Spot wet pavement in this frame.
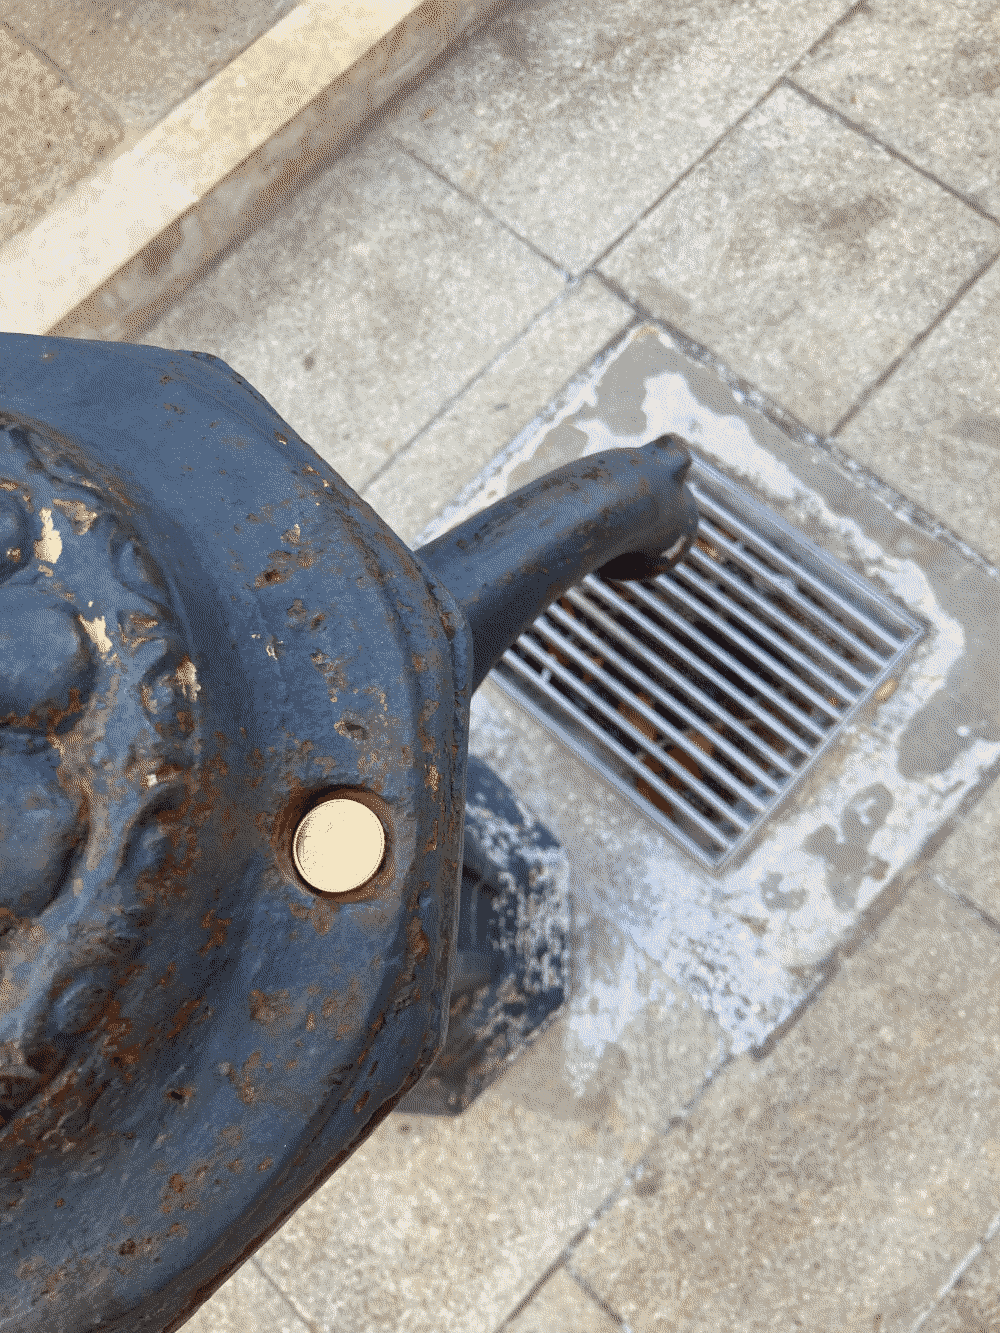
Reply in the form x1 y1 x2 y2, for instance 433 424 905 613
10 0 1000 1328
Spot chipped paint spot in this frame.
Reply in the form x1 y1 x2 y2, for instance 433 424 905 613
34 508 62 564
248 990 292 1026
176 657 200 702
197 909 231 956
79 614 113 656
310 650 347 704
51 498 99 535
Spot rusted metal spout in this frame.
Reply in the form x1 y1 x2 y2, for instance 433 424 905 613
415 434 699 693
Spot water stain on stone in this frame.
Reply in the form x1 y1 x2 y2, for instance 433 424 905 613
954 413 1000 448
506 329 674 493
586 324 673 438
802 783 894 912
634 1163 664 1196
819 191 893 249
898 595 1000 780
946 31 1000 99
760 872 807 914
634 277 693 326
507 420 590 493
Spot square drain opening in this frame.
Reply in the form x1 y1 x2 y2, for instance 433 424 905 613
492 454 924 869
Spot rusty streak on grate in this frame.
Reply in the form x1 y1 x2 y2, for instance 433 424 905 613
491 455 924 868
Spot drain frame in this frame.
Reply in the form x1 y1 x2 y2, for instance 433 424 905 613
455 317 1000 1055
490 453 926 872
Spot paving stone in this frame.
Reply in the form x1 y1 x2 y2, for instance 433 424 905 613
918 1233 1000 1332
793 0 1000 218
4 0 300 132
387 0 849 274
361 274 633 546
836 253 1000 567
503 1267 621 1333
180 1258 311 1333
570 877 1000 1332
251 915 721 1333
931 771 1000 926
0 23 120 249
599 81 1000 437
138 130 564 495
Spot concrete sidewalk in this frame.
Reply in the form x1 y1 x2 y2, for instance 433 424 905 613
0 0 509 340
8 1 1000 1329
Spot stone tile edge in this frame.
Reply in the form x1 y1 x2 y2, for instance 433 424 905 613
0 0 510 341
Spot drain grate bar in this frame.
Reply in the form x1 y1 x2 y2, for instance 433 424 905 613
516 630 759 827
682 543 875 691
560 583 798 778
599 576 829 743
692 490 908 656
538 611 770 811
492 454 924 868
502 643 748 851
688 516 888 674
577 575 818 760
654 565 849 720
545 597 784 793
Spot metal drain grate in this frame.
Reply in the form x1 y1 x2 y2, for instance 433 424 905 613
491 455 924 868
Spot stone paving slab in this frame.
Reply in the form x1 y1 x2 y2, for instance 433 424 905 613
5 0 301 133
569 877 1000 1332
792 0 1000 218
361 273 634 545
919 1223 1000 1332
387 0 851 275
931 762 1000 927
180 1258 311 1333
0 22 121 249
0 0 511 341
598 81 1000 437
503 1267 621 1333
836 252 1000 568
139 128 564 493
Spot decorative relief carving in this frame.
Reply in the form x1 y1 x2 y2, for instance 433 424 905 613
0 418 201 1126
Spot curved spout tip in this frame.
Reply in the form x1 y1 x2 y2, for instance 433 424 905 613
415 433 700 694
